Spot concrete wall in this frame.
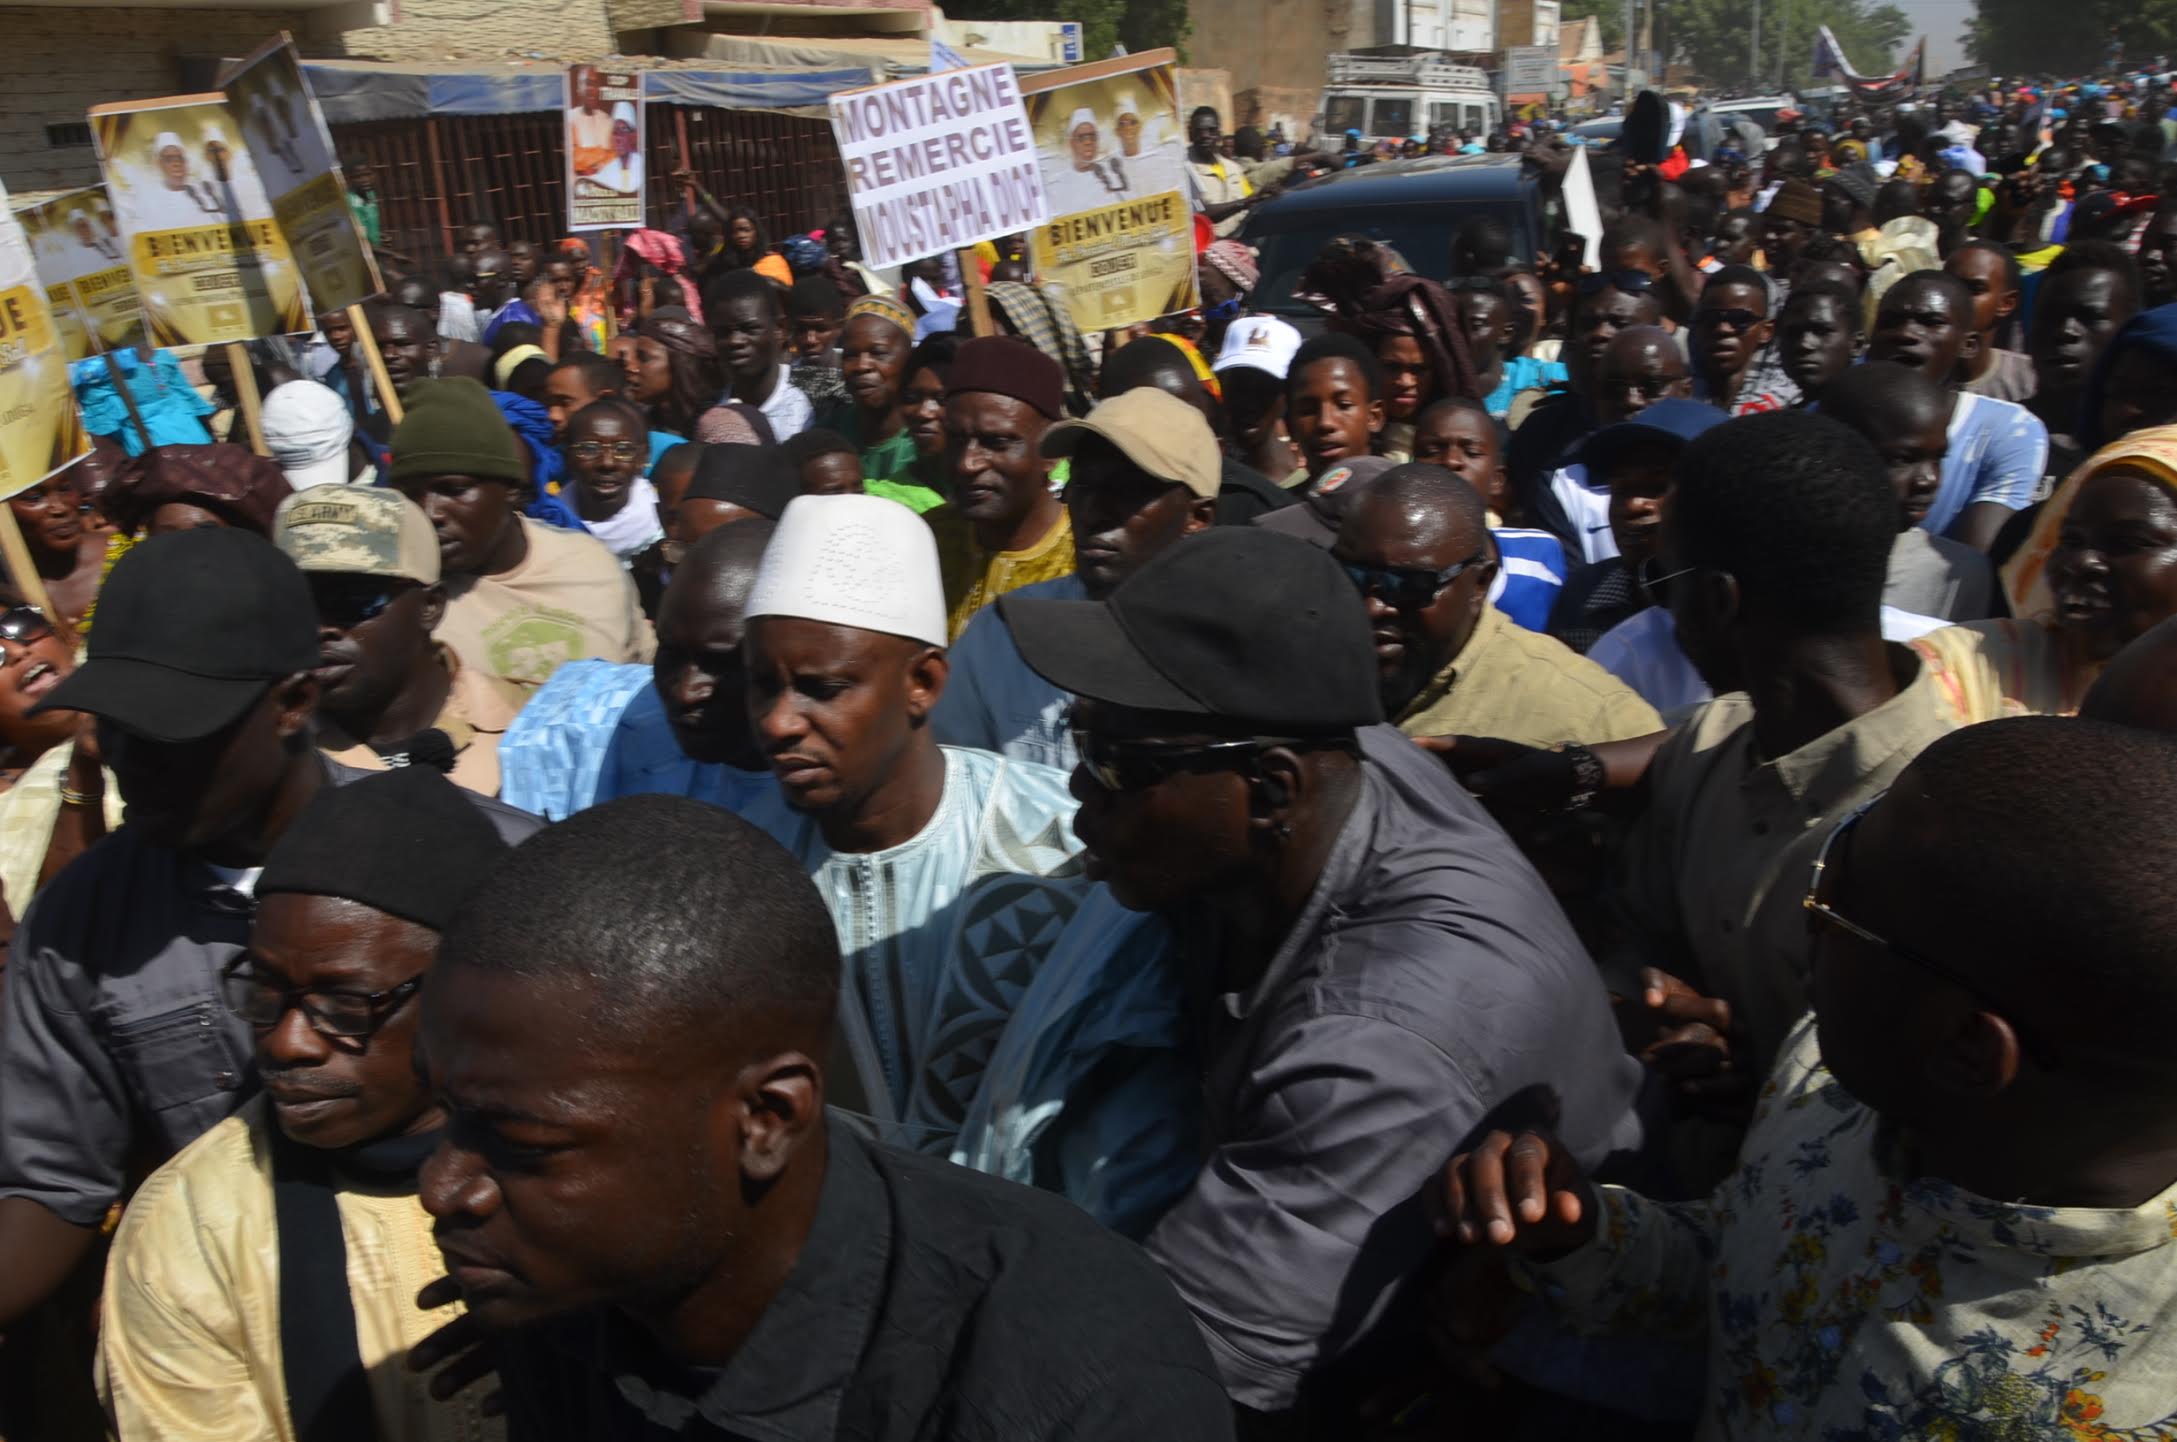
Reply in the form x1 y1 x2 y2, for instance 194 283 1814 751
1185 0 1357 129
0 5 311 191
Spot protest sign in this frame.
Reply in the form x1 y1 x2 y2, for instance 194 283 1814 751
566 64 646 232
1023 53 1196 331
90 94 309 345
224 36 381 313
0 180 91 498
15 186 142 360
829 63 1048 269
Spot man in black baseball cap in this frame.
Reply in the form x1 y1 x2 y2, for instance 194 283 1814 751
998 530 1644 1423
0 528 536 1354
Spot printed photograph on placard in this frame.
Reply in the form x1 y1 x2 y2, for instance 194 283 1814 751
90 95 310 346
1025 62 1186 218
16 185 144 359
566 65 645 232
224 36 381 312
0 180 91 497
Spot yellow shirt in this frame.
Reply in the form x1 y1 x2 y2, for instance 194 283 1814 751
0 746 122 923
98 1099 500 1442
437 518 654 721
1910 616 2095 724
928 505 1077 642
1394 605 1663 748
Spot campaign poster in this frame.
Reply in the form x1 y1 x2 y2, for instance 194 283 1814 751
0 180 91 498
15 186 143 360
224 36 381 312
828 63 1049 269
89 94 310 346
566 64 645 232
1023 55 1197 331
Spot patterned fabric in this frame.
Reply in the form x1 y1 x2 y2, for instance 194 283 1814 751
928 505 1077 641
737 747 1087 1156
984 282 1096 403
1910 617 2096 724
1531 1018 2177 1442
1549 558 1646 656
0 747 122 924
788 357 850 410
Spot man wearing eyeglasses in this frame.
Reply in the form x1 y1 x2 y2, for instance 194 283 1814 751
0 529 536 1365
1439 716 2177 1440
97 765 520 1441
1331 463 1660 750
275 484 509 797
1688 264 1798 415
999 527 1646 1423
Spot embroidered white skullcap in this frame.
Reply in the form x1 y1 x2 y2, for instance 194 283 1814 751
746 494 947 649
153 131 185 154
612 101 638 126
1069 108 1097 135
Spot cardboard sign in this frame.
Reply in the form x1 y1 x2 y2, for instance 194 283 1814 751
1022 53 1196 330
223 36 382 313
0 180 91 497
566 65 645 232
829 63 1048 269
90 93 310 345
14 186 143 360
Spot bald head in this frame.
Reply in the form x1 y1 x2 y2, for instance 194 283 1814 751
661 519 775 630
1355 461 1489 553
1595 325 1691 424
1819 361 1950 439
2083 615 2177 733
655 519 775 770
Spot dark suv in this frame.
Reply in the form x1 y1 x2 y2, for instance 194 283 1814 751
1240 154 1545 325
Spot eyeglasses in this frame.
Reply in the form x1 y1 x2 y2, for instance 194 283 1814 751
1802 795 2052 1065
1341 554 1487 610
1635 555 1699 605
222 956 424 1040
1577 269 1661 297
0 604 54 651
1696 307 1764 331
308 576 412 631
570 440 645 462
1072 728 1350 792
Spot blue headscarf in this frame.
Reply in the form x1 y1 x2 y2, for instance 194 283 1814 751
2078 303 2177 453
489 390 587 533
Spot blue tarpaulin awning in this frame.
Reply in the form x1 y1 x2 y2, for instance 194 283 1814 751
302 62 871 125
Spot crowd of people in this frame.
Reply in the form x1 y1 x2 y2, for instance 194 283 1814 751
6 66 2177 1442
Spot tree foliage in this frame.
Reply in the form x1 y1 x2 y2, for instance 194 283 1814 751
1561 0 1628 56
942 0 1192 64
1669 0 1911 90
1965 0 2172 74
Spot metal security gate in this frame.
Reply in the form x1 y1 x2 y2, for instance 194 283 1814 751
332 106 848 267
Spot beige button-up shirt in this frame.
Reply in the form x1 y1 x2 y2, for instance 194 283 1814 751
1394 604 1665 749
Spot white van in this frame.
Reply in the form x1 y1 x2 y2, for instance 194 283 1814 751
1322 52 1500 141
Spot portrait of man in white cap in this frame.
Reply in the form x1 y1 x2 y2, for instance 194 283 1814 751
135 128 225 230
730 492 1168 1175
197 121 275 218
595 100 644 195
65 207 121 267
1047 105 1127 214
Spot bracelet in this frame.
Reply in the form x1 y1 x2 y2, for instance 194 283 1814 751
58 785 101 808
1555 743 1605 813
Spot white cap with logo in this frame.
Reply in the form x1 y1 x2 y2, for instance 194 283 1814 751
1213 316 1304 380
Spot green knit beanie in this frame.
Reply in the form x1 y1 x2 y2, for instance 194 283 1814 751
388 378 528 485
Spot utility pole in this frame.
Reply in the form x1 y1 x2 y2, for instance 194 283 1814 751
1750 0 1761 89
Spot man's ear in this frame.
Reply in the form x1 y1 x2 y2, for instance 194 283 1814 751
904 646 950 722
1923 1009 2022 1099
272 671 319 739
419 584 447 633
1183 494 1218 535
734 1050 823 1185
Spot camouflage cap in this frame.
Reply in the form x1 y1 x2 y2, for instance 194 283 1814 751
273 484 441 585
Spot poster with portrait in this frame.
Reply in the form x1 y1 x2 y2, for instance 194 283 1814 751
566 65 645 232
0 179 91 498
1023 53 1196 331
223 35 381 313
89 93 310 346
15 185 144 360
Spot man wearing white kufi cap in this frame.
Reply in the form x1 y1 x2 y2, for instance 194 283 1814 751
733 494 1183 1221
138 128 224 230
599 99 644 194
1048 105 1124 213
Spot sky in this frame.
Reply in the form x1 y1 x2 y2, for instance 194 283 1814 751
1890 0 1975 75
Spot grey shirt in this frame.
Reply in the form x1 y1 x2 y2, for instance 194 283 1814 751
1887 527 1996 622
1143 724 1646 1411
0 760 537 1226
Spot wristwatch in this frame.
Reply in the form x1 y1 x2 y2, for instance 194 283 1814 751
1555 743 1605 812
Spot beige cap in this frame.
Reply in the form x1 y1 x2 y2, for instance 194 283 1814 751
1041 388 1221 499
274 485 441 585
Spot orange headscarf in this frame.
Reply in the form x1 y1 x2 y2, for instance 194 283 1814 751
2002 425 2177 620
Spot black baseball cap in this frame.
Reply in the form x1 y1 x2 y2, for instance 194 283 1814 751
1000 528 1383 731
33 527 321 742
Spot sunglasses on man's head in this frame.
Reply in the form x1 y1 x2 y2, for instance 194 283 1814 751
0 604 53 649
1341 555 1485 611
307 575 413 631
1577 269 1661 297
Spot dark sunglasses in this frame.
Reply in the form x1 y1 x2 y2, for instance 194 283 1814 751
1635 555 1699 606
1577 269 1661 297
1803 795 2054 1067
222 956 424 1041
308 576 414 630
1342 555 1486 610
1697 307 1764 332
0 604 54 649
1073 730 1345 793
